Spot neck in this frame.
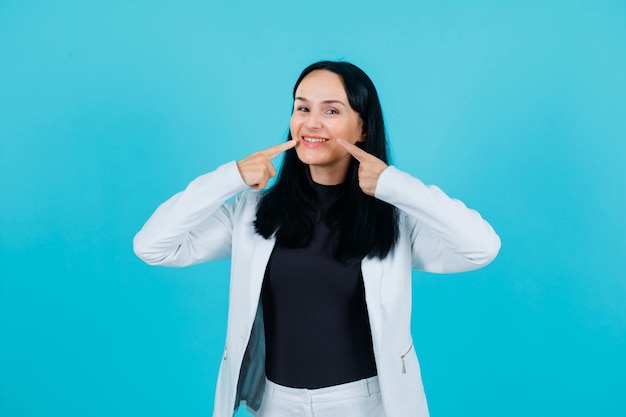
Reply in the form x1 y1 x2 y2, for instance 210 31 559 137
308 164 349 185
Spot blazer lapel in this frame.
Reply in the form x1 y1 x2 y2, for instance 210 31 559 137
248 235 276 315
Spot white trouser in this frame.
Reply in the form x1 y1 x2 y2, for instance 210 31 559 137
254 376 387 417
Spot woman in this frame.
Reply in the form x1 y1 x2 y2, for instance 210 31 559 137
134 61 500 417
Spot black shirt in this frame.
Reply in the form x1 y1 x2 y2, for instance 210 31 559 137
261 182 377 389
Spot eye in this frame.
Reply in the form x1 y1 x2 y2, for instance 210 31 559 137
325 108 338 115
296 106 309 112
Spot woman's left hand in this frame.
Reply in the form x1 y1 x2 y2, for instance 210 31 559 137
337 138 388 196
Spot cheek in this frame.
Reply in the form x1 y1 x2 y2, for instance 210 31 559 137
339 118 363 142
294 145 314 164
289 118 301 137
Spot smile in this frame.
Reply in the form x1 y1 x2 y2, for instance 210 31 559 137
303 136 329 143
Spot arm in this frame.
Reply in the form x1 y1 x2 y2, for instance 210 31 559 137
375 166 501 273
133 140 296 267
133 161 249 267
337 138 500 273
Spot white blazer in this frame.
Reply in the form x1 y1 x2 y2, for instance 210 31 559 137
133 161 501 417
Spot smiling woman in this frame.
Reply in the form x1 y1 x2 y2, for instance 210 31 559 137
133 60 501 417
290 70 365 184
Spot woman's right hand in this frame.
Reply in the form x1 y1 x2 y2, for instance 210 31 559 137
236 139 297 189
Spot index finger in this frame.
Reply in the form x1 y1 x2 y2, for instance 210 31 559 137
337 138 369 162
261 139 297 159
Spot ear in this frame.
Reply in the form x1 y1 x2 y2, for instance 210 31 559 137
357 120 366 142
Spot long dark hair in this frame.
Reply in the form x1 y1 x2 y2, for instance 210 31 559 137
254 61 399 264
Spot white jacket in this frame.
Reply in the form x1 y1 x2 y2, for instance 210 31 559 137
133 161 501 417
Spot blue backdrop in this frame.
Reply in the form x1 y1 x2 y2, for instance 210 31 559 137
1 1 624 416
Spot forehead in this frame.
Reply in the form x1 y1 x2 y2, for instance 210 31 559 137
295 70 347 100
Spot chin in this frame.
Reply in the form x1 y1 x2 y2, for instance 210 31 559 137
295 149 319 165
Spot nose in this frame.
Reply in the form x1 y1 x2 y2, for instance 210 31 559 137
304 112 322 129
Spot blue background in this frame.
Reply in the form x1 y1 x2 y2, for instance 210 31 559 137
1 1 625 416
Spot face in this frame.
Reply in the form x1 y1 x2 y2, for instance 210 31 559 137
290 70 365 185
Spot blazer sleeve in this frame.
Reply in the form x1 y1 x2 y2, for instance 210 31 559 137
374 166 501 273
133 161 250 267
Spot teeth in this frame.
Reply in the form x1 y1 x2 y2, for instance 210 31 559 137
303 137 328 143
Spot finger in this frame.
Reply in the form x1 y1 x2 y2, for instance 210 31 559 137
337 138 369 162
265 159 276 178
261 139 297 159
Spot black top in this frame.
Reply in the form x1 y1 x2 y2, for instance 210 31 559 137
261 182 377 389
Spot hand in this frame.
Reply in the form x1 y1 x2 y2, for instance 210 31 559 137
337 138 387 196
236 139 297 189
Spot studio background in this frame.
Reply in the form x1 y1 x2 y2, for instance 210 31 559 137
1 1 624 416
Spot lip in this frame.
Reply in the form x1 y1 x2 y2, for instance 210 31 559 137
301 135 329 148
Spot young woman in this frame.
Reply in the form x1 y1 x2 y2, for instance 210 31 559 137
134 61 501 417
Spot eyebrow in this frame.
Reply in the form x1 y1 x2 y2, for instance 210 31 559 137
294 97 347 107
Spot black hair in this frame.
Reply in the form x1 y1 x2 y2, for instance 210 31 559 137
254 61 399 264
